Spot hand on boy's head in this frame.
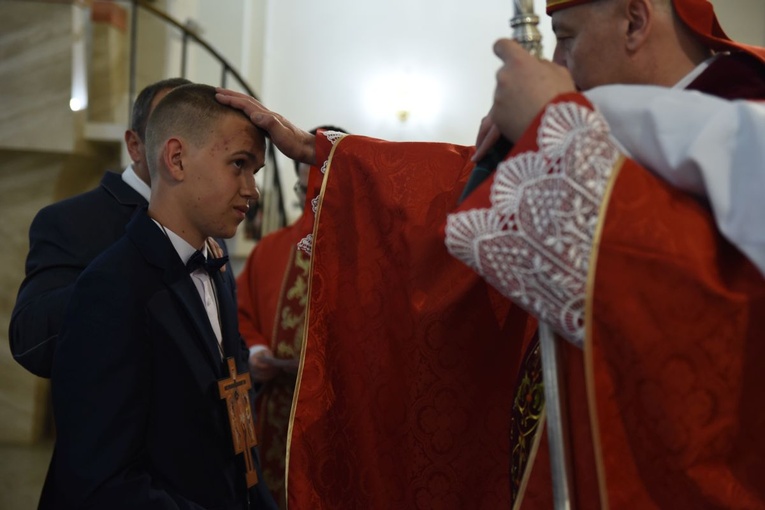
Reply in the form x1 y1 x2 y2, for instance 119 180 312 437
215 88 318 166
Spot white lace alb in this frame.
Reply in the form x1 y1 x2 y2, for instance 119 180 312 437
298 130 347 256
445 102 622 347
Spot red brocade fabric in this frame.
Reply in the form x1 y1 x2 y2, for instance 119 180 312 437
286 135 536 509
451 93 765 509
584 159 765 509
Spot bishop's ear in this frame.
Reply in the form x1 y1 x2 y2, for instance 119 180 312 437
624 0 653 51
163 138 186 181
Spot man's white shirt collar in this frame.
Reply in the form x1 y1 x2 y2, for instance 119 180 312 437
150 219 207 266
673 54 720 90
122 164 151 202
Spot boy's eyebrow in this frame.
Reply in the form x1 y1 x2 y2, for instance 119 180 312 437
231 149 266 169
230 150 258 161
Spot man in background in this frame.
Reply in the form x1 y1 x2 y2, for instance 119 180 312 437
9 78 190 377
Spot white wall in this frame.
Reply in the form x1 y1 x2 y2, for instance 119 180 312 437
258 0 554 219
176 0 762 222
261 0 553 146
164 0 253 91
711 0 765 47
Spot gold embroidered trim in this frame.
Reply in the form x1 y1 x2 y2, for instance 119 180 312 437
271 247 297 351
284 135 346 504
511 338 546 509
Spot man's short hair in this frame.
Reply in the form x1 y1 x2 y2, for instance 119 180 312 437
131 78 192 141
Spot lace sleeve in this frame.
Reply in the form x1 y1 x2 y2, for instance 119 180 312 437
446 100 622 347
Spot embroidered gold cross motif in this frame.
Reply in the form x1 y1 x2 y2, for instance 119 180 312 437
218 357 259 488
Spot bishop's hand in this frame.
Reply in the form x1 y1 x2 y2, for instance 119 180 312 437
490 39 575 143
215 88 317 166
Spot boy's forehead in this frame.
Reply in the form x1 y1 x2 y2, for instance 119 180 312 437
210 116 266 162
216 113 263 142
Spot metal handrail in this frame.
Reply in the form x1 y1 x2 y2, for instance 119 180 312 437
128 0 286 238
129 0 256 100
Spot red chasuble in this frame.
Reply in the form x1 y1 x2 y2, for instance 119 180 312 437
286 134 536 509
585 150 765 509
449 93 765 509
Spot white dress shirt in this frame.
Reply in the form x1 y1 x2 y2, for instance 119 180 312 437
151 220 224 353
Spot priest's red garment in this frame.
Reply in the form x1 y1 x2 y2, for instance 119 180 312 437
286 133 536 509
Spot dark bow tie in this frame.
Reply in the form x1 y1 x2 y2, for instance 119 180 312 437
186 250 228 274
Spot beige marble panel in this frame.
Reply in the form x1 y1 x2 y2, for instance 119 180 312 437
0 439 53 510
88 9 130 126
0 2 83 153
52 145 121 200
133 2 173 91
0 147 120 445
0 151 62 445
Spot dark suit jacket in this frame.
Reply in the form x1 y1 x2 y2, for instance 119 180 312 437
10 171 236 378
10 172 146 377
40 210 276 510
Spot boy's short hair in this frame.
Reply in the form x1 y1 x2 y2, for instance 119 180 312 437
131 78 192 140
145 84 262 178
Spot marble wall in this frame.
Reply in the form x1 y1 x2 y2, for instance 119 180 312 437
0 153 65 445
89 1 130 125
0 0 215 445
0 1 123 445
0 3 82 154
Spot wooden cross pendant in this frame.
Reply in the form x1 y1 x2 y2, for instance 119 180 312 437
218 357 259 488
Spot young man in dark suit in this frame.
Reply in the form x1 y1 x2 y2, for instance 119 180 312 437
9 78 191 377
41 84 277 509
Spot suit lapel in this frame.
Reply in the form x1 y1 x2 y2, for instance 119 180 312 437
101 172 147 207
127 212 225 376
166 276 225 376
211 270 240 361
